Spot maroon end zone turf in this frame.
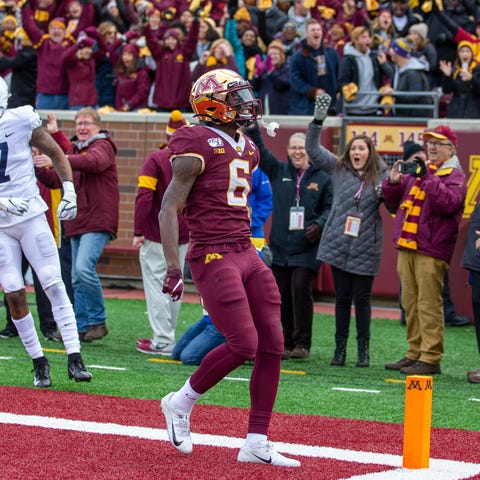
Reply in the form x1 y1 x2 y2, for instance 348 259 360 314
0 386 478 479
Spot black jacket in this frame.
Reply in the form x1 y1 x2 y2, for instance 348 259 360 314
248 124 333 272
0 46 37 108
442 65 480 118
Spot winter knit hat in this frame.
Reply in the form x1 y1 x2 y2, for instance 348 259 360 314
267 40 285 63
457 40 475 53
1 15 17 29
391 37 412 58
77 37 95 49
163 28 180 41
146 7 161 16
49 17 66 30
330 21 350 37
122 43 140 57
166 110 189 136
402 141 424 161
409 22 428 40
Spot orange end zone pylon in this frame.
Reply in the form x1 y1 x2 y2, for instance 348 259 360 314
402 375 434 469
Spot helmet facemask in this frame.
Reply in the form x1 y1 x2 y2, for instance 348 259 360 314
224 86 262 127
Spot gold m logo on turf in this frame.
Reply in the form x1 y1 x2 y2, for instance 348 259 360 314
205 253 223 264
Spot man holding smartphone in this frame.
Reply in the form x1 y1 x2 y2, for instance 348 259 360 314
383 125 467 375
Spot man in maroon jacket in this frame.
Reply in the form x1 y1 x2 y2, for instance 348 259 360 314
133 110 189 355
38 107 119 342
384 125 467 375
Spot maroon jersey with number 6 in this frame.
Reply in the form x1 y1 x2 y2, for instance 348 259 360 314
168 124 260 260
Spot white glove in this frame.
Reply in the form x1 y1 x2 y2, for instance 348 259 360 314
0 197 30 216
314 93 332 122
57 181 77 220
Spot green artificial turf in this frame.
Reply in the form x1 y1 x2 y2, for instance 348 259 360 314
1 295 479 431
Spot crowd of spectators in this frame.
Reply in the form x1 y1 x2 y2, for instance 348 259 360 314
1 0 480 116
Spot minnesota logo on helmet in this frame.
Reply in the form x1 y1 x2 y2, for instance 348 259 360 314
190 69 262 126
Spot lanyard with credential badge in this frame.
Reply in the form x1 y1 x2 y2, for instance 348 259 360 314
289 168 306 230
344 179 365 237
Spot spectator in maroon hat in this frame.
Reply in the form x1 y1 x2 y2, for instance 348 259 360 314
63 36 107 109
144 9 199 111
383 124 467 376
109 42 150 111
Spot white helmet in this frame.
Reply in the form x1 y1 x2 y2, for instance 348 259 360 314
0 76 10 109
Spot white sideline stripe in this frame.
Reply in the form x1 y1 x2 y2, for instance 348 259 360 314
224 376 249 382
1 412 479 480
0 356 13 360
86 365 127 371
468 397 480 402
332 387 381 394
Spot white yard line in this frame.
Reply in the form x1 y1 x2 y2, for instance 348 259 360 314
332 387 381 394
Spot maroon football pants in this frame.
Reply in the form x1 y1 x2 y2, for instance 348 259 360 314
189 246 283 435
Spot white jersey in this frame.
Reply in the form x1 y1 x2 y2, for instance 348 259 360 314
0 105 48 227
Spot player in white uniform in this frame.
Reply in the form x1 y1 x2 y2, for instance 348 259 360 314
0 77 92 387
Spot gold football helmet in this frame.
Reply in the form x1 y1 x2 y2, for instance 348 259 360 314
190 69 262 126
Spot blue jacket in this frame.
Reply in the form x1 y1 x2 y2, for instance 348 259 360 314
289 39 339 115
249 167 272 238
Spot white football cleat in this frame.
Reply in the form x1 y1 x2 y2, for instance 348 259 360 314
161 392 192 454
237 440 301 467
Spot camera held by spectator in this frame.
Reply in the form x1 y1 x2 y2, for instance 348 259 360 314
398 156 427 177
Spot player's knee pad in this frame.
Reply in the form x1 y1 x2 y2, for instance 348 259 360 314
0 273 24 293
0 253 24 292
0 246 24 292
36 264 62 290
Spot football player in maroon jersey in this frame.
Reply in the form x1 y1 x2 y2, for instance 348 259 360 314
159 69 300 467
